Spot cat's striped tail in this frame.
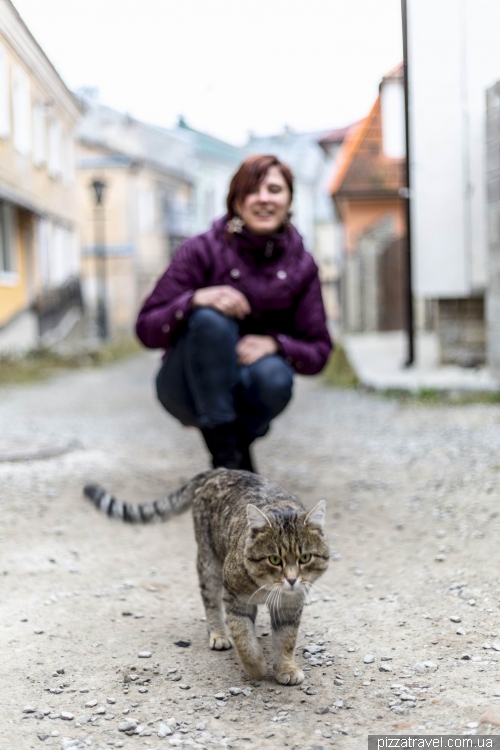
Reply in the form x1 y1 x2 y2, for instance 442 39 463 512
83 470 212 523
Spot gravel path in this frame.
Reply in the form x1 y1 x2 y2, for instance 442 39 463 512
3 352 500 750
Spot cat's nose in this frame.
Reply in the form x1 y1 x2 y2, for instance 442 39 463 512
286 577 297 586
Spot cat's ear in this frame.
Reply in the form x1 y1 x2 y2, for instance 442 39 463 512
246 503 271 530
305 499 326 528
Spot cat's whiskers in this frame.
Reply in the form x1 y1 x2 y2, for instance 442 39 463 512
301 586 311 606
266 592 277 631
266 586 279 629
277 588 284 624
301 584 314 607
306 580 336 599
246 583 272 608
267 585 282 630
264 584 276 611
302 581 323 605
306 578 336 595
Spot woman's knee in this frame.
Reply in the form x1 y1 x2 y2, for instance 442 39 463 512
189 307 237 340
251 356 294 406
156 352 198 426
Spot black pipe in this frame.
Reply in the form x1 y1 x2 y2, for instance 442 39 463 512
401 0 415 367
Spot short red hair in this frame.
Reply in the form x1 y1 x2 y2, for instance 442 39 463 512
226 155 294 218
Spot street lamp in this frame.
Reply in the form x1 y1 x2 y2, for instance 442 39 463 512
90 178 108 340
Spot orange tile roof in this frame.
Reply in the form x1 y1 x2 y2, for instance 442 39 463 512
330 62 405 198
329 103 376 195
330 102 405 197
383 61 404 80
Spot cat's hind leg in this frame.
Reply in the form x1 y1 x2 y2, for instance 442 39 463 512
270 600 304 685
196 549 231 651
224 593 267 678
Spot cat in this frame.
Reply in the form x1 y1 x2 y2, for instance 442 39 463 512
83 468 329 685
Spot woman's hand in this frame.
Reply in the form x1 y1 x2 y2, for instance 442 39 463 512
237 335 278 365
192 285 250 320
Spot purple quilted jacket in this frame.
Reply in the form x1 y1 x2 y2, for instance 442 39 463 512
136 216 333 375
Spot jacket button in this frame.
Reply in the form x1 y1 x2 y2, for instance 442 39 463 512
230 268 241 279
296 361 303 369
175 310 184 320
162 323 170 333
285 356 293 364
277 270 287 280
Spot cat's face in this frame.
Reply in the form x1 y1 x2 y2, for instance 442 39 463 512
244 500 329 595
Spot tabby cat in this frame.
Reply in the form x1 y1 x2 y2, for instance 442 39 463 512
83 468 329 685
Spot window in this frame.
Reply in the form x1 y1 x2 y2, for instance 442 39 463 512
52 222 65 285
61 131 75 185
67 227 79 276
0 204 15 274
138 186 155 232
37 217 50 286
12 66 31 156
33 101 46 166
48 117 61 177
0 45 10 138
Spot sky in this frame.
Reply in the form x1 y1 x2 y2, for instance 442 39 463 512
13 0 403 145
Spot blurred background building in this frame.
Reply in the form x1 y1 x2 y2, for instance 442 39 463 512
76 92 195 335
0 0 81 352
330 64 407 334
4 0 500 380
408 0 500 368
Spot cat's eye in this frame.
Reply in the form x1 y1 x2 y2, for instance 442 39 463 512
269 555 282 566
299 553 311 564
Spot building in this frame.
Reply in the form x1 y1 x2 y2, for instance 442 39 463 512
174 116 245 235
408 0 500 366
486 83 500 376
0 0 81 352
76 94 195 335
330 64 407 333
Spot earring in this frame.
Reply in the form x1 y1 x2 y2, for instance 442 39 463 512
285 210 293 226
227 215 244 234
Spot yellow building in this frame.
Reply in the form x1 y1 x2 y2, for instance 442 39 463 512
76 97 193 335
0 0 81 351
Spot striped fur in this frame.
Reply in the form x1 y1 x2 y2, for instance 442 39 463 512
82 468 330 685
83 470 212 523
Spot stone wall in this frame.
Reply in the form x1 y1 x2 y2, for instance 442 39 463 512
437 297 485 366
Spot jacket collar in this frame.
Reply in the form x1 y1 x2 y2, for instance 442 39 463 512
212 214 298 263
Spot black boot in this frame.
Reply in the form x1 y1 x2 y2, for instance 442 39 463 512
201 422 242 469
236 425 257 473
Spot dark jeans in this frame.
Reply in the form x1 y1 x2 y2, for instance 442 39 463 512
156 307 294 441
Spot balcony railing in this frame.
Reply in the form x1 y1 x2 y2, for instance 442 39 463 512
33 278 84 339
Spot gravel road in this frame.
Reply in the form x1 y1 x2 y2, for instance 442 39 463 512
3 351 500 750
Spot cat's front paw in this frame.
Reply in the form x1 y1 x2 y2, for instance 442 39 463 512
240 656 267 679
274 665 304 685
209 631 232 650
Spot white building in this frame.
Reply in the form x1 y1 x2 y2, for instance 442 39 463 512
174 116 244 234
408 0 500 364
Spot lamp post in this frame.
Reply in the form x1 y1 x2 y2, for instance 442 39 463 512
401 0 415 367
90 178 108 340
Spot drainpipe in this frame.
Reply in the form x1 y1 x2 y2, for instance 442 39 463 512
401 0 415 367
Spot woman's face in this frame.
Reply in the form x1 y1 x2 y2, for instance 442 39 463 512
236 166 292 235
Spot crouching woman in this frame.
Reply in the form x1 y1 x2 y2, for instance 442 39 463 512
136 154 333 471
